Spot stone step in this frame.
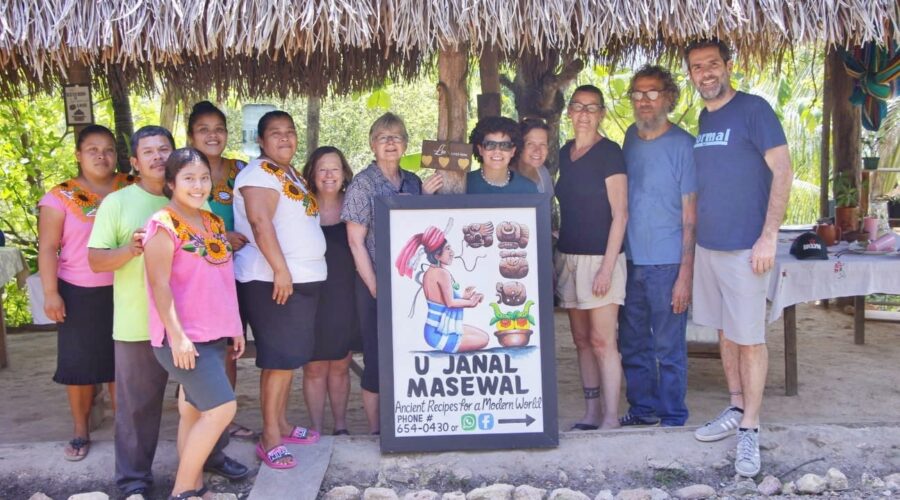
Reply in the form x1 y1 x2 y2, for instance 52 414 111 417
248 436 335 500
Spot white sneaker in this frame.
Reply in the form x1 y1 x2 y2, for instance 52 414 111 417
694 406 743 442
734 428 761 477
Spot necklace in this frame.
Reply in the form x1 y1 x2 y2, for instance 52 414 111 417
480 168 511 188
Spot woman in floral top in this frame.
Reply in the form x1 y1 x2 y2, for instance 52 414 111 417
38 124 134 461
186 100 253 439
143 148 245 500
233 110 326 469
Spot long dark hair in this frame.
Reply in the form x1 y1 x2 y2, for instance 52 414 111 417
163 148 210 199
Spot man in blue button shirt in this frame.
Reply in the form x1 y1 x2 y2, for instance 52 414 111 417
620 65 697 430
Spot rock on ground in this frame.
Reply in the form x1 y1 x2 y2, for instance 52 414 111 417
757 475 782 496
442 493 467 500
647 459 685 472
324 485 362 500
861 473 885 489
796 473 828 495
826 468 849 491
404 490 440 500
365 487 400 500
514 485 546 500
210 494 238 500
673 484 716 499
67 493 109 500
781 481 796 495
548 488 589 500
467 484 516 500
594 490 614 500
28 494 53 500
614 489 652 500
648 488 669 500
723 480 757 496
885 473 900 491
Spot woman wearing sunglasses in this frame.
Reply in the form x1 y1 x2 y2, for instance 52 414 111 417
466 116 539 194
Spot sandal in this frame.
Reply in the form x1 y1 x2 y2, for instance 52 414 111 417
64 437 90 461
282 425 320 445
332 429 350 436
255 442 296 469
169 488 203 500
569 423 599 431
228 422 258 440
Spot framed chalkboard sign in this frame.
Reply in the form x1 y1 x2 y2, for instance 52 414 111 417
375 194 558 453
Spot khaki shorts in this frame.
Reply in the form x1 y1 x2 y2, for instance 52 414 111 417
554 251 627 309
692 245 770 346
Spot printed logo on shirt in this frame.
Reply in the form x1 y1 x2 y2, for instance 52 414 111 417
694 128 731 148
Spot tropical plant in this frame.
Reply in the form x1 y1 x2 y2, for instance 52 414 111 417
834 171 859 207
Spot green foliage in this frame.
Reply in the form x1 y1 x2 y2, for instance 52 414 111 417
834 171 859 207
0 95 79 325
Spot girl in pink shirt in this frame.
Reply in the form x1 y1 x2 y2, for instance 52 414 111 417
143 148 244 500
37 124 134 461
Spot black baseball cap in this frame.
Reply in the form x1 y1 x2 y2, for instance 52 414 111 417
790 232 828 260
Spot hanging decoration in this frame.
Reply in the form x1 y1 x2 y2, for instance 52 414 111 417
840 40 900 131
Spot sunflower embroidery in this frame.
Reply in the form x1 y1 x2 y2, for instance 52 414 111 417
165 209 232 266
209 159 244 206
259 161 319 216
50 173 135 222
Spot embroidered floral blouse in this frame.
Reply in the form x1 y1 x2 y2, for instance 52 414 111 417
143 207 243 347
38 173 135 287
208 157 247 231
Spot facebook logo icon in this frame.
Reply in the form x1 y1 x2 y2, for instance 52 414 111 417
477 413 494 430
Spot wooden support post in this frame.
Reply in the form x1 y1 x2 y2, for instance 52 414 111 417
436 47 469 194
0 292 8 369
66 60 92 139
820 52 832 219
829 50 861 207
478 46 501 119
854 295 866 345
307 95 321 155
783 305 798 396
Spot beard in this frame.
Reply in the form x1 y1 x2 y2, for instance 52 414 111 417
698 78 728 101
634 111 668 133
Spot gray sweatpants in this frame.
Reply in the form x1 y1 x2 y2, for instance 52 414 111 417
114 340 230 494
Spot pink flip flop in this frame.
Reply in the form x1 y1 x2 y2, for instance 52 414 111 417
283 425 320 445
256 442 296 469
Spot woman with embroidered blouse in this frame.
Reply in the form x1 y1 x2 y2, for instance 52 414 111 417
233 110 326 469
143 147 245 500
38 124 135 461
186 100 253 439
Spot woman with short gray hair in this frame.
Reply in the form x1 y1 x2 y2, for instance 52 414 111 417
342 112 440 434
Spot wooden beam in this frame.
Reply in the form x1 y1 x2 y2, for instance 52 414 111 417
106 66 135 173
478 46 501 119
436 47 469 194
66 60 91 139
829 49 861 200
820 50 832 219
306 95 321 155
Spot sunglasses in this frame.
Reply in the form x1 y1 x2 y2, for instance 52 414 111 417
481 140 516 152
631 90 664 101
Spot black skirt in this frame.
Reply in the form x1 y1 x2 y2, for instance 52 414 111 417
312 223 362 361
53 279 115 385
237 280 322 370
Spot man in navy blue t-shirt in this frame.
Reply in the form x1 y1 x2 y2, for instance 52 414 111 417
686 39 793 478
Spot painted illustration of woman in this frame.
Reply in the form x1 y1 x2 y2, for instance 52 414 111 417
396 225 490 353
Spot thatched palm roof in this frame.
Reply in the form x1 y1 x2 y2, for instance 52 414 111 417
0 0 897 98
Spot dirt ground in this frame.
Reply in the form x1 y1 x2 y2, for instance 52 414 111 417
1 302 898 447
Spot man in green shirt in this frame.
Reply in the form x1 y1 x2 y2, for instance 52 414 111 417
88 126 248 498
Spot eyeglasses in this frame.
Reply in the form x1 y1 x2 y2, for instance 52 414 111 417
375 135 405 144
481 140 516 152
631 90 664 101
568 102 603 114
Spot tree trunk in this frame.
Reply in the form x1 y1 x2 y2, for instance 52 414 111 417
436 47 469 194
106 65 134 173
478 46 501 119
501 50 583 177
829 49 861 215
307 95 321 155
66 61 92 140
160 88 178 133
